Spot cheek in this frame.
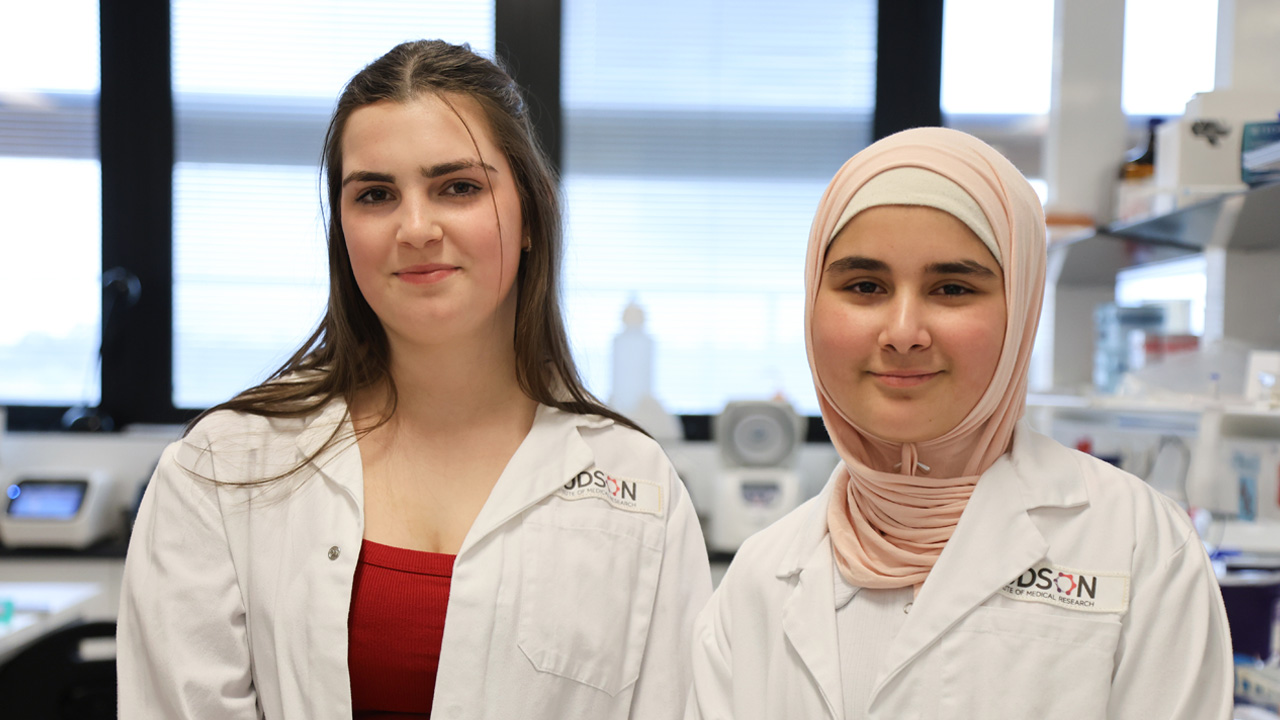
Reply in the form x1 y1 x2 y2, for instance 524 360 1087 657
341 224 384 296
951 307 1007 383
811 296 867 376
343 234 373 278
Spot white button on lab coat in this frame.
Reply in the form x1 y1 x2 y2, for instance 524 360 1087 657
687 423 1233 720
118 401 712 719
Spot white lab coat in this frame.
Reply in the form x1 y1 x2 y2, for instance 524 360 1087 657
118 400 712 720
688 422 1233 720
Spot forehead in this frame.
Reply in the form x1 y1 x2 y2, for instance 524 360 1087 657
341 93 506 167
826 205 997 265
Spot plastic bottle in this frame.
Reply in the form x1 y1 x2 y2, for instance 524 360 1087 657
610 300 653 414
609 299 681 442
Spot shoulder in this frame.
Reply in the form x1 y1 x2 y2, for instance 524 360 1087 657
1083 451 1198 555
719 484 832 597
575 416 696 523
579 416 667 457
575 413 678 481
175 400 346 479
182 408 307 454
1017 426 1199 559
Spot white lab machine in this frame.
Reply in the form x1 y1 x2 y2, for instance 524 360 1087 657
707 400 806 554
0 468 119 549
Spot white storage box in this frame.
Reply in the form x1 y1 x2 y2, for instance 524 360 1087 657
1154 89 1280 205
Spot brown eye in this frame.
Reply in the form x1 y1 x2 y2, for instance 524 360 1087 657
355 188 391 204
846 281 881 294
443 180 481 196
937 284 973 296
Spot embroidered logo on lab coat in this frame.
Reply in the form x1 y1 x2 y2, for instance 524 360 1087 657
556 468 663 515
998 563 1130 613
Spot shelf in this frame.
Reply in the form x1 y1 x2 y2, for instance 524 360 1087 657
1051 234 1196 286
1028 395 1280 435
1030 394 1280 417
1102 181 1280 251
1050 181 1280 286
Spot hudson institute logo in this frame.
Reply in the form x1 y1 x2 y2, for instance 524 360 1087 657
556 468 663 515
997 562 1130 614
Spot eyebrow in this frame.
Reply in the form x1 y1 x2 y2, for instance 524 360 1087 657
341 160 498 187
825 256 888 274
825 255 997 278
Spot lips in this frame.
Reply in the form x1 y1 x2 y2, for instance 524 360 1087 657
394 263 459 285
870 370 941 388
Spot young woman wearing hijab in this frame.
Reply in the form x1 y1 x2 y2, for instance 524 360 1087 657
686 127 1232 719
117 40 711 720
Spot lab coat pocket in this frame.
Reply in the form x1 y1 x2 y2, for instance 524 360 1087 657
517 510 664 696
938 606 1120 717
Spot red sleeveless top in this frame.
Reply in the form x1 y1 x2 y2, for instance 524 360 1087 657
348 539 455 719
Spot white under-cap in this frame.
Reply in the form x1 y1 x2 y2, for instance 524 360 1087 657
829 166 1001 266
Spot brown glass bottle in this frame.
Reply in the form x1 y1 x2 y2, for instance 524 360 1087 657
1119 117 1163 180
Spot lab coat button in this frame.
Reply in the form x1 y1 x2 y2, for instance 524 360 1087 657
327 545 341 561
903 602 912 614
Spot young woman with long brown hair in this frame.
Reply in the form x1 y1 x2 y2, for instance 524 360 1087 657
118 40 711 720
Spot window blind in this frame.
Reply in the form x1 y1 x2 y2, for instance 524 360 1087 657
171 0 494 408
0 1 100 405
561 0 877 415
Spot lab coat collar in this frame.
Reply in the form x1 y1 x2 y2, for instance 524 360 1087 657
771 421 1091 715
457 404 603 556
296 400 608 557
294 398 363 508
1005 419 1091 510
774 421 1085 580
866 422 1085 708
775 473 840 579
294 396 356 461
781 513 845 720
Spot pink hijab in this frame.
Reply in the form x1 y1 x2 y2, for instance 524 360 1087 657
805 127 1047 590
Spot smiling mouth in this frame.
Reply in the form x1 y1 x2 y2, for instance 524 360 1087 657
871 371 941 388
395 266 459 285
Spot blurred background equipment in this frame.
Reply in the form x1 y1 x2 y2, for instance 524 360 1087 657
0 469 119 550
706 399 806 554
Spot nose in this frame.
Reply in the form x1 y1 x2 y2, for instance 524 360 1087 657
397 195 443 248
878 294 931 353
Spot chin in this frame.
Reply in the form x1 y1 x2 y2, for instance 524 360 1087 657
877 430 933 445
859 411 945 445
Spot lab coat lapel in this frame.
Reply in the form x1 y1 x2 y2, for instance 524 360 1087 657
867 451 1049 706
780 489 844 719
295 399 364 509
457 404 597 557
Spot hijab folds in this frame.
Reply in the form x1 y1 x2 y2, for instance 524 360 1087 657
806 127 1047 591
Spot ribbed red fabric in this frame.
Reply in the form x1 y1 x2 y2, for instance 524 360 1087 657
348 539 455 719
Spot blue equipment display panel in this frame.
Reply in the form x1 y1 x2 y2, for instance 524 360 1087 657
5 480 89 519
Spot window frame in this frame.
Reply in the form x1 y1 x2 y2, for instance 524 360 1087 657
6 0 938 432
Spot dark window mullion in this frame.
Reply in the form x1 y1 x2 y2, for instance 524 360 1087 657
874 0 944 140
495 0 563 173
99 0 190 427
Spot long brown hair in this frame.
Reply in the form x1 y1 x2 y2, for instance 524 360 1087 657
193 40 644 475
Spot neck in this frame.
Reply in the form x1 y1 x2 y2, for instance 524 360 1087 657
852 428 991 480
355 319 537 435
